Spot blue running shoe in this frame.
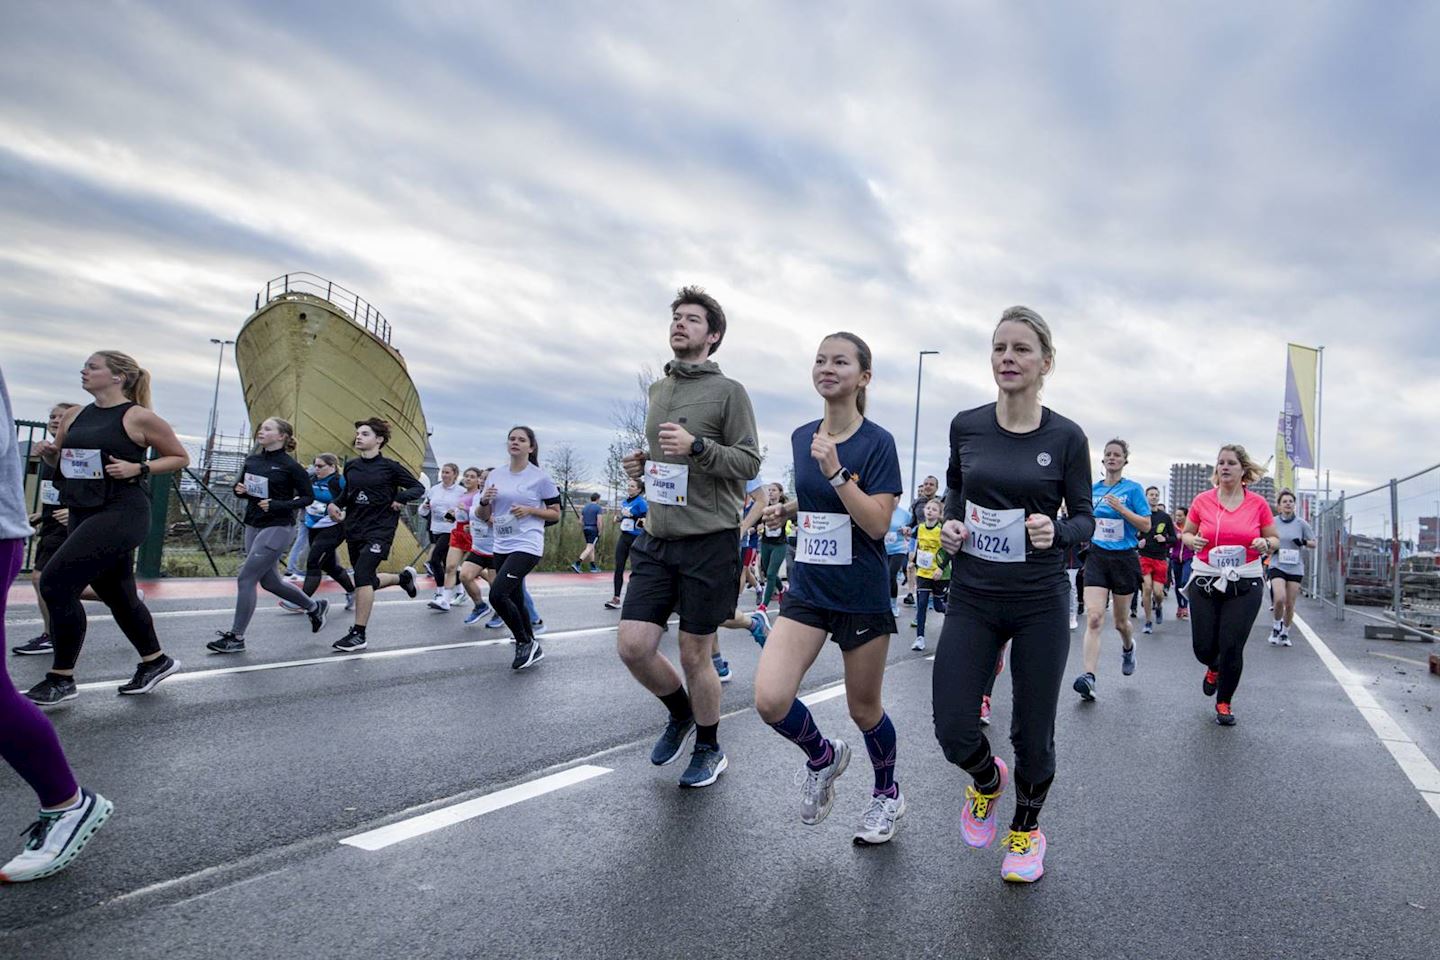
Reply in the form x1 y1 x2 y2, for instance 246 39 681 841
712 653 731 683
464 602 490 626
485 615 505 629
748 611 770 647
650 716 695 766
1122 644 1136 676
678 744 728 788
1073 672 1096 701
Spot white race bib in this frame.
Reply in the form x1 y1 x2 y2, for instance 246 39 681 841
797 511 852 566
1094 517 1125 543
60 448 103 480
40 480 60 506
1210 545 1245 569
494 512 519 539
305 502 326 517
884 531 898 547
1278 548 1301 566
646 462 689 506
765 526 783 539
620 518 636 533
962 501 1026 564
916 549 936 572
244 473 270 498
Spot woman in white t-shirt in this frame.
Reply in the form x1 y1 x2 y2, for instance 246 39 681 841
477 427 561 671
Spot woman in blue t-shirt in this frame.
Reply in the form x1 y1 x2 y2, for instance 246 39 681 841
753 332 905 846
605 479 648 610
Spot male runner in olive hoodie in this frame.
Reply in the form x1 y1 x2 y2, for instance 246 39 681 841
619 286 761 789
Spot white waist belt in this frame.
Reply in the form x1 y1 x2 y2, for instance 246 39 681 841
1186 558 1264 592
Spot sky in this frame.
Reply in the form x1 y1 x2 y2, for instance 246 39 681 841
2 1 1437 506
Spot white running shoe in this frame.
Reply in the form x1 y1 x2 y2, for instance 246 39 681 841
428 593 451 612
911 635 926 652
1280 629 1292 646
0 788 113 883
853 789 906 845
1069 614 1079 630
798 739 850 825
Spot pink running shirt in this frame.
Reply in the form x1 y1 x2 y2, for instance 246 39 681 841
1186 488 1275 567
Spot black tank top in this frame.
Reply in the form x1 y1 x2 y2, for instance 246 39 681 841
59 402 148 508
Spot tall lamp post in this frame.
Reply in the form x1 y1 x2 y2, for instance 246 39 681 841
910 349 940 499
202 338 235 485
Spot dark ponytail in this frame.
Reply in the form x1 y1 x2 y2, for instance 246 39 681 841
510 425 540 466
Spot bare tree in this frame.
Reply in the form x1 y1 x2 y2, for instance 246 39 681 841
545 442 590 524
603 439 628 504
610 364 658 454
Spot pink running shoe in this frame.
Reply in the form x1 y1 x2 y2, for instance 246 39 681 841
960 757 1008 848
979 695 992 727
1001 829 1047 883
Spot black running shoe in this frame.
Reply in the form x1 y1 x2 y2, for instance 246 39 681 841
308 598 330 634
12 633 53 656
332 628 367 652
118 655 179 695
650 716 695 766
206 631 246 654
398 566 418 599
24 673 78 707
511 639 544 670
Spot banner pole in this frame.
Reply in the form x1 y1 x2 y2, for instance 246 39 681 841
1314 345 1324 520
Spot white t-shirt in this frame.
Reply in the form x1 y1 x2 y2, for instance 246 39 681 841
487 463 560 557
420 482 465 534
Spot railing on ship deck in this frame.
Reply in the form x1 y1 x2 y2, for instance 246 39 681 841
253 272 392 344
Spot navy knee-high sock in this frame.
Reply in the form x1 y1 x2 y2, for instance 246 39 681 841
861 712 898 796
769 699 831 769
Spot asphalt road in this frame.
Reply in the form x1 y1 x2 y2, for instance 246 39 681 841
2 576 1437 959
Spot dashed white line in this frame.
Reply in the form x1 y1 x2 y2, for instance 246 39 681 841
340 765 613 851
1294 614 1440 821
799 682 847 706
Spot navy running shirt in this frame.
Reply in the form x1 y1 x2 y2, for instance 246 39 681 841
787 418 904 614
582 502 603 530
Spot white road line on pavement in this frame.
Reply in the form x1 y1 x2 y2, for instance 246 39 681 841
1368 650 1431 668
1294 614 1440 820
72 626 620 691
799 682 847 706
340 765 613 851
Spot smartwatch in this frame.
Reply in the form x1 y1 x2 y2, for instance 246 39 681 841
828 467 853 488
690 437 705 457
139 463 151 479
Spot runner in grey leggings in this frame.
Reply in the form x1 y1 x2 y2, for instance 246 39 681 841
209 418 329 653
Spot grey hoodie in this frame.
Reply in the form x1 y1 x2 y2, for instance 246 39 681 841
642 359 761 540
0 364 35 540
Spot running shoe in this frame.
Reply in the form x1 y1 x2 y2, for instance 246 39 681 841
0 788 113 883
1280 629 1292 647
1121 645 1136 676
980 695 992 726
485 615 505 629
1143 621 1153 635
308 598 330 633
278 599 304 613
570 562 583 574
902 593 915 606
1202 668 1219 697
463 602 490 625
712 653 731 683
911 635 926 652
428 593 451 612
398 566 418 599
512 639 544 670
332 628 367 652
1069 614 1078 630
118 654 179 695
1155 608 1163 625
650 716 696 765
23 674 77 708
756 603 767 614
798 739 850 825
590 564 600 573
679 744 728 788
1073 672 1096 701
890 599 899 617
285 573 304 583
344 591 356 612
604 598 621 610
1269 623 1282 645
1000 829 1047 883
754 587 763 606
532 620 547 636
960 757 1008 848
1215 702 1236 726
748 611 770 647
909 617 918 629
12 633 53 656
853 789 906 845
206 631 245 654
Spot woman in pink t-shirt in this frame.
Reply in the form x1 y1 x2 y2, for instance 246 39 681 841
1178 444 1279 726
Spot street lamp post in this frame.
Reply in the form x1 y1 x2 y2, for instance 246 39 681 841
202 338 235 485
910 350 940 500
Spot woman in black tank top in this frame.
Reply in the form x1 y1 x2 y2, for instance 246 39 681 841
24 351 190 707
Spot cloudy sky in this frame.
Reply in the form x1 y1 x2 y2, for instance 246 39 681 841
3 1 1436 508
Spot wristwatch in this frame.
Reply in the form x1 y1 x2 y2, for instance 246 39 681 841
828 467 853 488
690 437 705 457
138 463 151 479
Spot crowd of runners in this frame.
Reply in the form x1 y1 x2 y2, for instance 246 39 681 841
0 292 1313 886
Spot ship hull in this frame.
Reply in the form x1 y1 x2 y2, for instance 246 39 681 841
235 292 430 574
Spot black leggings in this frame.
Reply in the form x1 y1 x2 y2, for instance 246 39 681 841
304 524 355 596
887 553 906 599
39 489 161 672
1187 577 1264 703
491 551 541 643
428 532 451 585
613 534 638 598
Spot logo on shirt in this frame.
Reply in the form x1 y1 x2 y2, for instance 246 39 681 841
356 492 370 504
1036 452 1052 467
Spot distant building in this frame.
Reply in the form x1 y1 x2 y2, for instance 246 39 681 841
1421 516 1440 553
1251 475 1276 504
1169 462 1211 513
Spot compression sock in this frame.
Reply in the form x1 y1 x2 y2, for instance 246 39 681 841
959 741 1000 793
1010 773 1054 832
769 699 831 768
861 712 898 795
658 687 693 723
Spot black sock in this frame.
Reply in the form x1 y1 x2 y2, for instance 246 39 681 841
658 687 692 723
959 741 999 792
695 722 719 748
1010 773 1054 832
354 624 367 637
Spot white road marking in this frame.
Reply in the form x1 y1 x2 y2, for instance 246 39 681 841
1294 614 1440 821
72 626 620 691
340 765 612 851
800 682 847 706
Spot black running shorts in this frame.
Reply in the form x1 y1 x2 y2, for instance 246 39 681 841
463 551 497 570
1084 546 1141 595
348 537 392 589
1266 567 1304 584
621 528 740 635
777 595 897 652
32 526 69 572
